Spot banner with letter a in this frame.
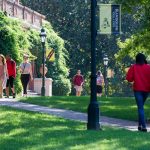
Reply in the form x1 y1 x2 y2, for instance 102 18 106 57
98 4 121 34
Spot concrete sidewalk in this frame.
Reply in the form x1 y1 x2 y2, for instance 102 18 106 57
0 98 150 132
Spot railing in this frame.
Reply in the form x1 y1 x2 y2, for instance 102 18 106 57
0 0 45 28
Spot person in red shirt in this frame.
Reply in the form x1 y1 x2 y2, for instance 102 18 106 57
73 70 84 96
126 53 150 132
5 54 16 98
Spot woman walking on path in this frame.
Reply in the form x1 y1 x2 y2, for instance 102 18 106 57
96 70 104 97
5 54 16 98
126 53 150 132
0 54 8 98
20 54 33 97
73 70 84 96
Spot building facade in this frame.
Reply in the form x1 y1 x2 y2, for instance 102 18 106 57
0 0 45 28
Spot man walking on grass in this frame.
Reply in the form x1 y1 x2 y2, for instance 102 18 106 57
5 54 16 98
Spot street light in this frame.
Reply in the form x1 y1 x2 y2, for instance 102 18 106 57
40 28 46 96
87 0 100 130
103 55 109 97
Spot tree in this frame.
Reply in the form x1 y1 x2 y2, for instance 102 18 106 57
114 0 150 61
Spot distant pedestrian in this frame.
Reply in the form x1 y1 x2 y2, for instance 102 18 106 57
20 54 33 97
96 70 104 97
126 53 150 132
5 54 16 98
73 70 84 96
0 54 8 98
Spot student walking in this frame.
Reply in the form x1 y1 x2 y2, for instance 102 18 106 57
5 54 16 98
20 54 33 97
96 70 104 97
0 54 8 98
126 53 150 132
73 70 84 96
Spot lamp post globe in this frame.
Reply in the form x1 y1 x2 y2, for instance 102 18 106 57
40 28 46 43
103 55 109 66
103 55 109 97
40 28 46 96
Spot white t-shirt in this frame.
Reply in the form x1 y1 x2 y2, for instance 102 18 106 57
20 62 31 74
96 75 103 85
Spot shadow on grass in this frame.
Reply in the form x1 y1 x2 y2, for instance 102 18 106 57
0 106 150 150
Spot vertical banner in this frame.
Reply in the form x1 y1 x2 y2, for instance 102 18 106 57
46 49 55 62
111 5 121 34
98 4 121 34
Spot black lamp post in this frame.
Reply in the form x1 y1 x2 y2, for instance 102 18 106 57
87 0 100 130
103 55 109 97
40 28 46 96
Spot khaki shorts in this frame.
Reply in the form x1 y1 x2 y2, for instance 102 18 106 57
74 85 83 92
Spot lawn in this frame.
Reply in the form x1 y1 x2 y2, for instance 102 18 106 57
0 106 150 150
18 96 150 121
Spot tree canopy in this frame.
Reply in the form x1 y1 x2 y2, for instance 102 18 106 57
114 0 150 62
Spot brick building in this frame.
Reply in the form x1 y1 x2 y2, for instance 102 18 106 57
0 0 45 29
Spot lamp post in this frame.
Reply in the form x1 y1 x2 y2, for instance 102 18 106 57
40 28 46 96
103 55 109 97
87 0 100 130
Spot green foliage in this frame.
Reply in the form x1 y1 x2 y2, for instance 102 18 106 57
0 11 71 95
0 12 30 93
14 73 22 94
46 23 71 96
114 0 150 60
53 76 71 96
27 23 71 95
116 30 150 63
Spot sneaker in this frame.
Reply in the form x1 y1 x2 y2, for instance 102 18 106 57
141 128 147 132
138 126 142 131
5 95 9 98
138 127 147 132
13 93 16 98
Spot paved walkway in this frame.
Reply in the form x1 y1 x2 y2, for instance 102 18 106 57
0 98 150 132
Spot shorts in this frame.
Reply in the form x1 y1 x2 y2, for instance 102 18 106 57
74 85 83 92
97 85 102 94
6 76 14 88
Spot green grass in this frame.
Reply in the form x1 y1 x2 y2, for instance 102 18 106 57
0 106 150 150
18 96 150 121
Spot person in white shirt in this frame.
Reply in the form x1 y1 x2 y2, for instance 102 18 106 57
20 54 33 97
96 70 104 97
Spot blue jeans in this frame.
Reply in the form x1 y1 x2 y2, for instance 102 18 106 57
134 91 149 128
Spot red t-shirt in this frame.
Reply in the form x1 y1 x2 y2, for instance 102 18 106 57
6 59 16 78
126 64 150 92
73 75 84 86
